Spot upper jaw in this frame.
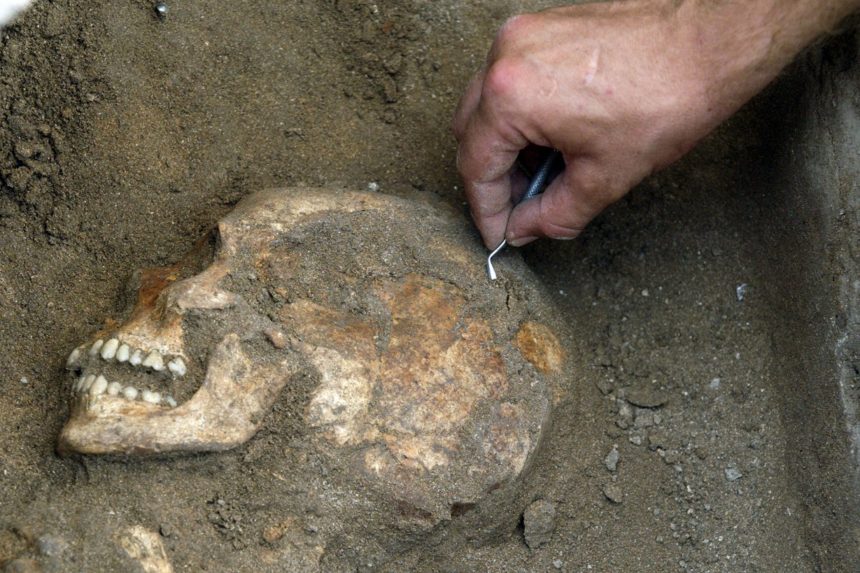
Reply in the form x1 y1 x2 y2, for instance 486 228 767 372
66 335 187 413
59 333 292 455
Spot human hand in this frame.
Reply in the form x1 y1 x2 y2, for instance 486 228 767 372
453 1 759 248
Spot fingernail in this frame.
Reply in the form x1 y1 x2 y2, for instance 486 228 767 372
508 236 538 247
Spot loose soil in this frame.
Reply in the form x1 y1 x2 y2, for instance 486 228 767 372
0 1 846 572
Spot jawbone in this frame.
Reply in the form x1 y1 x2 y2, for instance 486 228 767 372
58 334 294 455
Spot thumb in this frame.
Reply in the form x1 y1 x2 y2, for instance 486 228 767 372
505 158 612 245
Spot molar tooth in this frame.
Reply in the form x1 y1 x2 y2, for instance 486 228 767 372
116 343 131 363
167 357 186 377
81 374 96 392
100 338 119 360
74 375 87 393
66 347 82 369
142 350 165 371
107 381 123 396
141 390 161 404
129 349 144 366
90 375 108 396
88 339 104 357
163 395 177 408
121 386 139 400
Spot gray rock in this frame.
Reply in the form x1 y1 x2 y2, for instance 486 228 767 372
523 499 556 549
725 467 743 481
633 408 655 429
37 534 68 557
603 483 623 504
604 446 619 472
616 401 633 429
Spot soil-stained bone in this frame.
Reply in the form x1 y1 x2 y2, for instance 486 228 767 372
58 187 569 555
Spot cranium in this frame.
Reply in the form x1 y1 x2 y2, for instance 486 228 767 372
58 187 566 548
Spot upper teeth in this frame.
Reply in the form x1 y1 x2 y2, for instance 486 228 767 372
72 339 184 377
142 350 165 371
88 339 104 357
100 338 119 360
66 347 82 369
116 343 131 363
129 349 144 366
67 336 185 409
167 358 186 377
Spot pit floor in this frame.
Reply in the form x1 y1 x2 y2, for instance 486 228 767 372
0 1 845 572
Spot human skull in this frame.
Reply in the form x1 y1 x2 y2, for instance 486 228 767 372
58 187 567 547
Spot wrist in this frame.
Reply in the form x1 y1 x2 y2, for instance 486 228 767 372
679 0 859 126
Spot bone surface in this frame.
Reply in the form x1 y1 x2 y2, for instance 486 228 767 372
57 187 571 557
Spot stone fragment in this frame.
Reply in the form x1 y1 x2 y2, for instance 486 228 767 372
725 467 743 481
604 446 620 472
523 499 556 549
633 408 655 429
36 534 68 557
616 400 633 429
603 483 624 504
116 526 173 573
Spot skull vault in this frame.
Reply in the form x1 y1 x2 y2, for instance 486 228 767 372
57 187 569 560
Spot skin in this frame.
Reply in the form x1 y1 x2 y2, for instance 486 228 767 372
453 0 860 249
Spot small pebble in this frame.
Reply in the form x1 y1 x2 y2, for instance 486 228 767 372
709 377 721 390
36 535 68 557
553 559 563 569
736 283 748 302
19 377 28 384
725 467 743 481
523 499 556 549
154 3 168 18
604 446 619 472
603 482 623 504
367 181 379 192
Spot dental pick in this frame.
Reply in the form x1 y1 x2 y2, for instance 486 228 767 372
486 150 562 280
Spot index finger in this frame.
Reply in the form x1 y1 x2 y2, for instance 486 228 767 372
456 98 527 247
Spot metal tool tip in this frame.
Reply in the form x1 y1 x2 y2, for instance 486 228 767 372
486 239 506 281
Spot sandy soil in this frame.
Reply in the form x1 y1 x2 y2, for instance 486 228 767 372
0 1 848 572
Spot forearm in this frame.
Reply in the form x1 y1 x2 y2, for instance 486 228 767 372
679 0 860 121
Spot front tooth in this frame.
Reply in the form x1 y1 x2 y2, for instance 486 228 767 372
116 343 131 363
90 375 108 396
141 390 161 404
142 351 165 371
66 347 82 369
107 381 122 396
122 386 139 400
129 349 144 366
81 374 96 392
88 339 104 357
100 338 119 360
163 395 177 408
167 357 186 377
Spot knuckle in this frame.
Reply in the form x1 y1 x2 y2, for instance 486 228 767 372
496 14 534 45
483 58 526 103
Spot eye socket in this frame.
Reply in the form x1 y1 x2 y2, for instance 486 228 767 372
176 228 219 281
